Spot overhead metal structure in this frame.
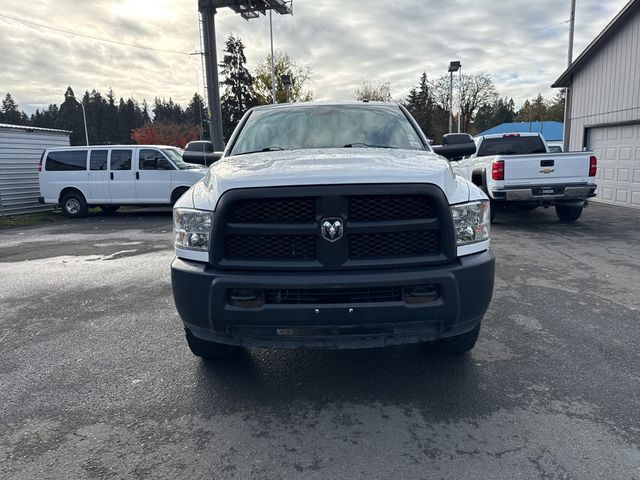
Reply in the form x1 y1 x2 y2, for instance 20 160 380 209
198 0 293 150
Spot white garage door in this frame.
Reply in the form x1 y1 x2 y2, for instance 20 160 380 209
587 123 640 208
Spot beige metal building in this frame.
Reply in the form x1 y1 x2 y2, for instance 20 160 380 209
553 0 640 209
0 123 70 216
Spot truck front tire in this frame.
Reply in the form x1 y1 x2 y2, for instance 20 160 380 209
185 328 237 359
426 322 481 354
556 205 583 222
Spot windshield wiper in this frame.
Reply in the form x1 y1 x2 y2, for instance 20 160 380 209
235 146 286 156
343 143 393 149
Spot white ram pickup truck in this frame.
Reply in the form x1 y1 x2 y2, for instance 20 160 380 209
171 102 494 359
452 132 597 222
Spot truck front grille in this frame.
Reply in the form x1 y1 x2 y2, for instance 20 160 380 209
225 234 316 259
213 185 455 270
348 195 435 221
228 197 315 224
349 231 439 258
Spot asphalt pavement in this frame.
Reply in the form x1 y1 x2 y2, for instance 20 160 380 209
0 203 639 479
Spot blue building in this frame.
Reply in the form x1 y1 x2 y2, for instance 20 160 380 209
477 121 564 144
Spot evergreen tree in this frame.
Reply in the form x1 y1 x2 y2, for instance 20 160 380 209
153 98 185 124
472 103 495 133
43 104 60 129
86 90 106 144
493 97 516 125
141 100 151 124
219 35 256 140
547 89 565 122
2 93 27 125
103 89 119 144
58 86 87 145
185 93 208 139
117 98 143 144
30 109 45 127
405 73 434 139
473 97 516 134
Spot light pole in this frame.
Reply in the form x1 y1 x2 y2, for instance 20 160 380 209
457 64 462 133
281 74 292 103
270 10 276 104
69 94 89 146
448 61 461 134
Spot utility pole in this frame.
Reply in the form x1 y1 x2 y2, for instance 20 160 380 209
567 0 576 67
563 0 576 152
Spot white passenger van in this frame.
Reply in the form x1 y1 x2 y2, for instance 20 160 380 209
38 145 206 218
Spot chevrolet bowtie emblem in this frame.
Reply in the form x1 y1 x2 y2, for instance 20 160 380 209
540 167 555 174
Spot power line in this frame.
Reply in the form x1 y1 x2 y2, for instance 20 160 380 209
0 12 192 56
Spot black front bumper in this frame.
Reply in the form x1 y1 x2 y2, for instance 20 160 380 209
171 249 495 349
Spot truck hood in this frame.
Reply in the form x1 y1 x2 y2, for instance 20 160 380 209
186 148 470 211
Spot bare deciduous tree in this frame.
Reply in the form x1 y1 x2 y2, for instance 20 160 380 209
354 80 392 102
430 73 497 132
254 50 313 105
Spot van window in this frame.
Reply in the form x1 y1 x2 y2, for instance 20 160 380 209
45 151 87 171
90 150 108 170
140 149 174 170
110 150 132 170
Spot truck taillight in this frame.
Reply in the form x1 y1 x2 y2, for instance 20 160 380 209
589 155 597 177
492 160 505 181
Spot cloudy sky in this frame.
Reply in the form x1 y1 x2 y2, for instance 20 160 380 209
0 0 630 115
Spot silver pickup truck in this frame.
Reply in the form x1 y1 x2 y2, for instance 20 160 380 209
451 132 597 222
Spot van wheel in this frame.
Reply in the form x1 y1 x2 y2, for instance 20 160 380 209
61 192 88 218
426 322 481 354
556 205 582 222
171 188 188 206
99 205 120 214
185 329 237 360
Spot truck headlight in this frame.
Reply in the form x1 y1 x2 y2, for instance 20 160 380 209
174 208 212 251
451 201 490 245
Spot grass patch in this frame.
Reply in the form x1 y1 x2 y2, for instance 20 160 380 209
0 210 64 229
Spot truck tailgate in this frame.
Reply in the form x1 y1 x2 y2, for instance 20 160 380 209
502 152 592 186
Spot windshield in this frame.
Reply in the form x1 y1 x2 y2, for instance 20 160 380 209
230 105 425 156
163 148 194 170
477 136 547 156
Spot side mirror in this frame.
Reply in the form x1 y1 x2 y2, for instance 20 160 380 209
432 133 476 160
